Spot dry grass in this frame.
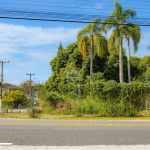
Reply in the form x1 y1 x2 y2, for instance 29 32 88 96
0 112 150 120
0 112 30 119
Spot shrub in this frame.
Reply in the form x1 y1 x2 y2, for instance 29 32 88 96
81 97 104 114
45 92 65 108
40 80 150 117
2 90 28 109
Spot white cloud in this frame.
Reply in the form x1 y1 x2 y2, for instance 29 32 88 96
0 22 80 84
25 50 56 63
0 23 80 47
0 22 149 85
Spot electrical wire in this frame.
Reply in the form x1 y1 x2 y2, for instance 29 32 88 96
0 16 150 26
0 0 149 26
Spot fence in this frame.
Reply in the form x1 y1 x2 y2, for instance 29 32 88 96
3 109 29 113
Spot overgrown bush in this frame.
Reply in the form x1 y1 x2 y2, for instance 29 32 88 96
81 97 104 114
44 92 65 108
39 80 150 117
81 81 149 116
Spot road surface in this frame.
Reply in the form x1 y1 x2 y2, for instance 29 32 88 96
0 118 150 147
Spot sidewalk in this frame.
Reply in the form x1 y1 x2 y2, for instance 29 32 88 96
1 145 150 150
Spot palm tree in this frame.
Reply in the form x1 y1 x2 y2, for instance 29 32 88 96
77 18 107 82
104 2 136 83
124 25 141 83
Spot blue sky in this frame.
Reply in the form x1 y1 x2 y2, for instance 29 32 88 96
0 0 149 85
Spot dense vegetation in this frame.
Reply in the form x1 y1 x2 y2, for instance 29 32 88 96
2 90 29 109
38 2 150 117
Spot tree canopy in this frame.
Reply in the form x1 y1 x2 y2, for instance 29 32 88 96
38 2 150 117
2 90 29 109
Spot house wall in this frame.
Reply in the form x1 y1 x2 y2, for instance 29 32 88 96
2 88 9 95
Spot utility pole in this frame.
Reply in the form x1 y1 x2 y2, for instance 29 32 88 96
26 73 35 117
0 60 10 113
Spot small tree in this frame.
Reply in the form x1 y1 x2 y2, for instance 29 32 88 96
20 81 42 95
20 81 31 95
2 90 29 109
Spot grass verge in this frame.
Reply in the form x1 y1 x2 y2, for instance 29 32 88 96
0 112 150 120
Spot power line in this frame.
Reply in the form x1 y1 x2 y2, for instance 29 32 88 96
0 16 150 26
0 1 150 26
0 1 150 9
0 7 150 25
1 1 150 15
0 0 150 20
1 2 150 13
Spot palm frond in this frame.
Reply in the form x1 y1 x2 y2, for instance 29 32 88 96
93 34 107 58
107 30 119 53
77 18 103 38
77 35 89 56
112 2 123 20
123 9 136 19
131 26 141 53
82 42 86 58
103 16 118 30
123 24 141 53
77 28 89 38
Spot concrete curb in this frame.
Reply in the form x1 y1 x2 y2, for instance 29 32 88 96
1 145 150 150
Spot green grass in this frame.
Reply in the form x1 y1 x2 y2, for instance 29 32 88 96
0 112 150 120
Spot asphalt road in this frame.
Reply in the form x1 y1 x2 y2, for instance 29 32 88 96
0 118 150 146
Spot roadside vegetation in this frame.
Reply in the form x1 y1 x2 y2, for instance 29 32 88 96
1 112 150 120
1 2 150 118
2 90 30 110
38 2 150 117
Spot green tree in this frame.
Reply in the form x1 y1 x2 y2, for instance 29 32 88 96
124 25 141 83
104 2 136 83
139 56 150 72
2 90 28 108
69 48 83 69
130 56 141 80
50 48 67 73
77 18 107 82
20 81 30 95
104 47 128 82
143 67 150 82
20 81 42 95
58 42 63 51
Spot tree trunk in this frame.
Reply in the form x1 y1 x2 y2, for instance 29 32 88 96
90 35 93 82
119 33 124 83
127 38 131 83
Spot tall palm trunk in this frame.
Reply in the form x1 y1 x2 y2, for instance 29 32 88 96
119 31 124 83
127 38 131 83
90 35 93 82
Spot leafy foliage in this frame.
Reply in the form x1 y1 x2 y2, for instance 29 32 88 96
20 81 42 95
104 2 137 83
39 37 150 116
2 90 29 108
77 18 108 82
39 4 149 117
